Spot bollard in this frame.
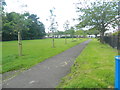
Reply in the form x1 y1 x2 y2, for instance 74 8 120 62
115 56 120 89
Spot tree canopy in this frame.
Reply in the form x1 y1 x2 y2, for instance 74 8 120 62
2 12 46 41
76 1 119 43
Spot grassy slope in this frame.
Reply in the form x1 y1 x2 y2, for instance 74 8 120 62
57 39 117 88
2 38 87 73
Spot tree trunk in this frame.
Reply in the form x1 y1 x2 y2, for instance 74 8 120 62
78 35 79 40
118 1 120 55
100 31 105 44
18 31 22 56
72 35 74 41
65 34 67 44
95 34 97 38
76 35 77 40
52 35 55 48
79 35 81 40
118 31 120 55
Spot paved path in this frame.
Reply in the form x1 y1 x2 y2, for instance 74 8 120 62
3 39 91 88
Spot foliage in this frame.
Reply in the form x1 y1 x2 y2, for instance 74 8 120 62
2 38 87 73
85 28 99 37
55 31 64 35
1 0 7 11
57 39 117 88
2 12 46 41
48 8 58 33
65 30 75 36
54 28 75 37
112 31 120 36
63 20 70 44
103 36 118 49
63 20 70 31
0 0 7 40
76 1 118 43
65 27 75 37
75 30 87 37
47 8 58 47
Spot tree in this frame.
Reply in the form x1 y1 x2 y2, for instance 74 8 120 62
63 20 70 44
118 1 120 55
1 0 6 11
2 0 45 57
26 13 45 39
2 12 45 56
76 1 119 43
0 0 7 41
67 27 75 41
75 30 86 39
56 31 64 38
13 12 25 56
88 27 99 38
47 8 58 48
2 12 45 41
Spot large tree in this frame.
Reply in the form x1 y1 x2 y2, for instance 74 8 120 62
26 13 45 39
118 1 120 55
2 12 45 56
0 0 7 40
76 1 119 43
2 12 45 41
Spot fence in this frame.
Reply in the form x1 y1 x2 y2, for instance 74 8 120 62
103 35 118 48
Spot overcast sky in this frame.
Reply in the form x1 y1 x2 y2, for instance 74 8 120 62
4 0 81 32
4 0 116 33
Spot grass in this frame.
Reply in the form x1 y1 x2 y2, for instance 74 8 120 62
2 38 87 73
57 39 117 88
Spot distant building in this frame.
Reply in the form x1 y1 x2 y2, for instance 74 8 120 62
87 35 95 38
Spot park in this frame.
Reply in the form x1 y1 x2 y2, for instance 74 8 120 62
1 0 120 89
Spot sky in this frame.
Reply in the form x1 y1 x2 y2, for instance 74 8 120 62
4 0 117 33
4 0 80 32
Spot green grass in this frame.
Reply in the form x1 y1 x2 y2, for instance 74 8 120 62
2 38 87 73
57 39 117 88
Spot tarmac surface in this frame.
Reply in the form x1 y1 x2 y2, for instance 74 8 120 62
2 39 91 88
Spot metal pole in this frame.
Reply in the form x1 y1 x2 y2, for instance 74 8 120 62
115 56 120 89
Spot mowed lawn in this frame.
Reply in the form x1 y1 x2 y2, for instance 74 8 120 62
2 38 87 73
57 39 117 88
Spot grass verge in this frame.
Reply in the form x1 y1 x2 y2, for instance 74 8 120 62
57 39 117 88
2 38 87 73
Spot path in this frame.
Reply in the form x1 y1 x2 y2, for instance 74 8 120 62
3 39 91 88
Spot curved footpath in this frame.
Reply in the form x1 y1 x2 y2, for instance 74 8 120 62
2 39 91 88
